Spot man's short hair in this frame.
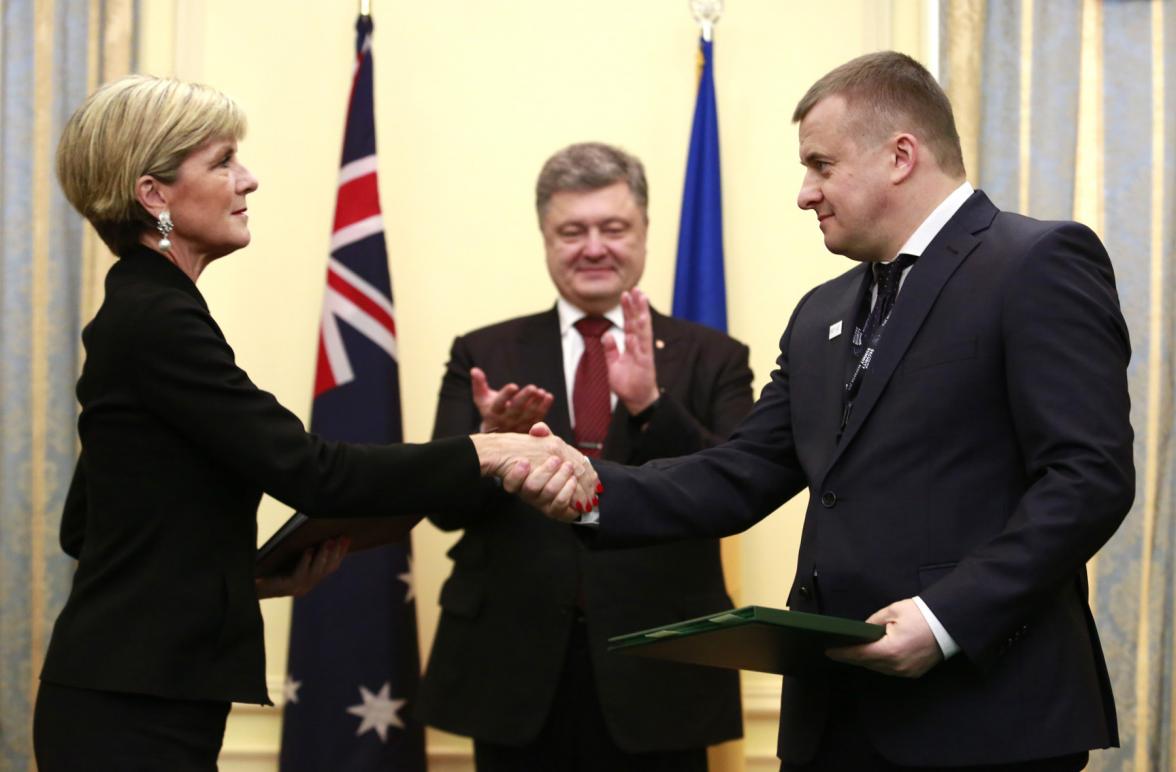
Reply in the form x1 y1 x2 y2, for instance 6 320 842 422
535 142 648 224
792 51 965 177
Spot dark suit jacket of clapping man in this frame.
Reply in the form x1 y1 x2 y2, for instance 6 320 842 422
417 142 749 768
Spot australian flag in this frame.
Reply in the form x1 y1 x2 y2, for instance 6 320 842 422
672 35 727 332
279 15 426 771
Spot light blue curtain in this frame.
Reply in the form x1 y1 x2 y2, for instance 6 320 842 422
942 1 1175 769
1 1 136 769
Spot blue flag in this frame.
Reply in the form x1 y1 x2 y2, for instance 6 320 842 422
278 16 425 771
672 36 727 332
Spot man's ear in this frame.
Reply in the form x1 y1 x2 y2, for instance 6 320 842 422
135 175 169 218
891 133 918 184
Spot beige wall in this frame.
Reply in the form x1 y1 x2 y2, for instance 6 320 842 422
137 1 931 768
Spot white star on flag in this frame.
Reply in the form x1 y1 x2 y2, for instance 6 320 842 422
346 682 406 742
398 555 415 603
283 675 302 704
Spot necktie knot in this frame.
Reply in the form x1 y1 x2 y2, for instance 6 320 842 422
873 253 918 300
575 316 612 339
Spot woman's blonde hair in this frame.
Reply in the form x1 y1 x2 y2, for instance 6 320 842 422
56 74 247 255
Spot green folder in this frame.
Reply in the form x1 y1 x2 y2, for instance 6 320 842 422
607 605 884 676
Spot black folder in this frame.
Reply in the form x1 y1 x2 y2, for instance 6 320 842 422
607 605 884 676
255 513 421 578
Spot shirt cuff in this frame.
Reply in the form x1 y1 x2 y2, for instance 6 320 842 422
574 504 600 526
913 595 960 659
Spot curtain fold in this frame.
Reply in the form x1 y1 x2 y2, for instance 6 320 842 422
942 1 1175 769
0 1 136 769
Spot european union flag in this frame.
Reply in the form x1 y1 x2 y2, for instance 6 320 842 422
672 36 727 332
278 15 425 772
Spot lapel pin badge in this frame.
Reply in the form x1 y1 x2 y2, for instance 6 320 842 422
655 339 666 349
828 321 843 340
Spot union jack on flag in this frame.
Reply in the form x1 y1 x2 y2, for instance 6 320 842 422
280 15 426 771
315 155 398 395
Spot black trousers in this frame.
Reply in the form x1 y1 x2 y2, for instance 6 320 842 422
473 616 708 772
780 697 1088 772
34 681 231 772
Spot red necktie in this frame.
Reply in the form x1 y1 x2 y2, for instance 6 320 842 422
573 316 613 458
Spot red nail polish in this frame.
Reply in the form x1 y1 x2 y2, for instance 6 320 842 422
596 482 603 493
574 501 583 513
592 496 599 508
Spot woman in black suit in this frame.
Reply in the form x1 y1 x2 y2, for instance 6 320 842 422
34 75 597 771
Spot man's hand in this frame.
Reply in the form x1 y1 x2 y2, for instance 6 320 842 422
255 538 349 599
602 289 659 415
825 598 943 678
470 423 599 521
471 366 554 433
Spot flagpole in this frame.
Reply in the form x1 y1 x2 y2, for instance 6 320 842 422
690 0 723 42
678 7 741 771
359 0 371 17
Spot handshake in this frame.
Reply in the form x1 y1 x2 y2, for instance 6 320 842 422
464 290 663 523
471 423 600 523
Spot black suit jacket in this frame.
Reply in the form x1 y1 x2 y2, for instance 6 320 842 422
416 306 751 751
590 193 1134 765
41 246 485 705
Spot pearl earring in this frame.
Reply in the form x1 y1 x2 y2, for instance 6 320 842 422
157 211 174 250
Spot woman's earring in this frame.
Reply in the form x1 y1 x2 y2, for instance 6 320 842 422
157 211 174 250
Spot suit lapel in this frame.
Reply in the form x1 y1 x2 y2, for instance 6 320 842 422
810 267 870 473
517 307 574 442
648 310 683 387
823 192 996 475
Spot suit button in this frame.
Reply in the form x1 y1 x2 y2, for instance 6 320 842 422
799 584 812 600
820 491 837 508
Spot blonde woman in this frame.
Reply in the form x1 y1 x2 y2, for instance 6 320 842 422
35 75 595 770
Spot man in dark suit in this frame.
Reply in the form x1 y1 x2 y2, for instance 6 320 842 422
416 143 751 771
528 53 1134 770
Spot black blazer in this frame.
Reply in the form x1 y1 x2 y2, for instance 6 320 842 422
416 307 751 752
41 246 485 705
590 193 1135 766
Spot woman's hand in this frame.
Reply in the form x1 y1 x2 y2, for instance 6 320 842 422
470 422 599 522
255 538 349 599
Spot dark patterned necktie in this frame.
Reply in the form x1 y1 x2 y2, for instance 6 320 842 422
852 253 918 360
842 253 918 435
573 316 613 458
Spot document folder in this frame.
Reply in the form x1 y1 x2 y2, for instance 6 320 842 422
255 513 421 578
607 605 884 676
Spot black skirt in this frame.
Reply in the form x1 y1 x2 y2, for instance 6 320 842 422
34 681 231 771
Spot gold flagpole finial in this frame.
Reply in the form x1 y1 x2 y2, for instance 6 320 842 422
360 0 371 18
690 0 723 42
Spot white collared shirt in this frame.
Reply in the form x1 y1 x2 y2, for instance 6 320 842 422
871 181 975 303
